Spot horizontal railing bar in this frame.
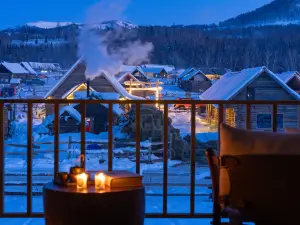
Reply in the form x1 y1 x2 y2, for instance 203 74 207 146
145 213 213 218
0 213 44 218
0 99 300 105
3 191 210 197
0 213 214 219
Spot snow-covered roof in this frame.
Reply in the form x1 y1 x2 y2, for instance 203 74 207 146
115 72 139 83
43 104 87 127
20 62 38 75
199 67 231 75
73 91 124 115
276 71 299 84
28 62 60 70
142 64 175 73
103 69 144 100
1 62 29 74
182 70 207 81
142 67 167 74
200 66 300 100
10 78 21 84
45 58 83 98
178 68 195 80
45 57 144 100
131 67 149 79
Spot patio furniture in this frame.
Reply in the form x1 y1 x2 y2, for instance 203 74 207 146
207 123 300 225
43 182 145 225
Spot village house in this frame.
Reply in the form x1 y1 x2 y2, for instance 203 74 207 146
177 68 196 81
179 69 212 93
43 101 121 135
28 62 61 74
0 62 35 83
115 72 140 85
199 67 231 80
142 67 168 78
45 58 143 101
20 62 38 76
131 67 149 82
117 65 149 82
43 104 85 134
115 72 162 99
141 64 175 74
200 66 300 131
276 71 300 94
44 58 143 133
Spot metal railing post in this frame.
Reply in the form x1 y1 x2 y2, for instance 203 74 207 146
0 103 4 216
27 102 33 216
190 103 196 216
54 103 59 174
108 103 113 171
135 103 141 174
80 102 86 169
163 103 168 215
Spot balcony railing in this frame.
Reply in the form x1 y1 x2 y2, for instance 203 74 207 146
0 99 299 219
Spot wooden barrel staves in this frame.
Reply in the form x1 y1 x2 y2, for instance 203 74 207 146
43 183 145 225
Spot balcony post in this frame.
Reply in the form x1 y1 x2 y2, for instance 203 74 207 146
0 103 4 216
135 103 141 174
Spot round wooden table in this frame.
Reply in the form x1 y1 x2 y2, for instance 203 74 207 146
43 183 145 225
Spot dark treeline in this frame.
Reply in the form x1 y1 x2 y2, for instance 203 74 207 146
1 24 300 72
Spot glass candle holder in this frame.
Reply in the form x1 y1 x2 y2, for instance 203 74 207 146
76 173 88 190
95 173 105 190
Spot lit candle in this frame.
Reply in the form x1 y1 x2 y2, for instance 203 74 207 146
95 173 105 190
76 173 88 190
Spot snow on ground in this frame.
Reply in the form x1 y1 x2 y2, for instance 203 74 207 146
161 85 200 100
169 110 215 135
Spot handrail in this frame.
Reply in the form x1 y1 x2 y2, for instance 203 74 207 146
0 99 299 219
0 99 300 104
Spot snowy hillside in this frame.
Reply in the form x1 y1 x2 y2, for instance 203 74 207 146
26 21 77 29
3 20 138 31
221 0 300 27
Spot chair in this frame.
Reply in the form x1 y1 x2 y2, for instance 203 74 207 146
206 123 300 225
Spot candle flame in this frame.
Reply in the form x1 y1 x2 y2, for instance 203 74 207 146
95 173 105 182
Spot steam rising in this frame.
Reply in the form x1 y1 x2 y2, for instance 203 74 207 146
78 0 153 80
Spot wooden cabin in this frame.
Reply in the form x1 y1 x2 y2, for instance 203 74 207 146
0 62 34 83
199 67 231 80
115 72 140 85
43 104 84 134
142 67 168 78
200 67 300 131
45 58 143 115
131 67 149 82
179 70 212 93
74 103 119 134
276 71 300 94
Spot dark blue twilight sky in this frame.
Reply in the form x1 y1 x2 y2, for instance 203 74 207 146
0 0 272 29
